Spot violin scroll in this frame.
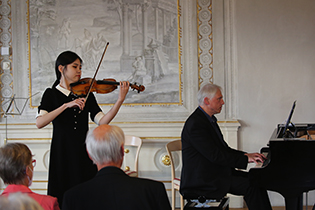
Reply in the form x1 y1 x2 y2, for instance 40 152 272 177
130 82 145 93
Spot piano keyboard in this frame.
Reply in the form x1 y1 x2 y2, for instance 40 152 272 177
255 151 270 168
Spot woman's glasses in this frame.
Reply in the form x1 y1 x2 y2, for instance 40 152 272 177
32 159 36 167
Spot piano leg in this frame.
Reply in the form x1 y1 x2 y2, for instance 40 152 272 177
284 194 303 210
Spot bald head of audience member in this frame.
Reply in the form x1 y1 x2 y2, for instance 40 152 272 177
86 124 125 170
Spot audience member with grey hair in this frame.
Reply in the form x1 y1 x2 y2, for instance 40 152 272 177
85 124 125 166
0 192 44 210
62 124 171 210
0 143 60 210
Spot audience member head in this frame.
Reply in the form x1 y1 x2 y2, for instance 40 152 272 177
197 83 222 106
0 192 44 210
0 143 35 186
86 124 125 168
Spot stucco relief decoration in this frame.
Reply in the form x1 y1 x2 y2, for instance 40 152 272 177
197 0 213 87
28 0 182 107
0 0 13 113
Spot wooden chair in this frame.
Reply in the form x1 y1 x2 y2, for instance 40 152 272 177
166 139 184 210
169 139 230 210
122 135 142 177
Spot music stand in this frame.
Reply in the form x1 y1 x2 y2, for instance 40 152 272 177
1 92 39 141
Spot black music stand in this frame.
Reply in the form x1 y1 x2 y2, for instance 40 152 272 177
1 93 39 141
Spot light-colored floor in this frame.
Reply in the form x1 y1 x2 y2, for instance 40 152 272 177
230 207 310 210
176 207 310 210
176 207 286 210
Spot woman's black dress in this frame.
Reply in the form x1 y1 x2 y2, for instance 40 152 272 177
38 87 102 207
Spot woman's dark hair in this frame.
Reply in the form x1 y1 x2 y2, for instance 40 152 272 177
0 143 32 184
52 51 82 87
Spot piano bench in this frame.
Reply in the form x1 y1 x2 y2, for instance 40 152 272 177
183 196 229 210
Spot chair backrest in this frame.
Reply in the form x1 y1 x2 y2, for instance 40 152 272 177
166 139 182 181
122 135 142 174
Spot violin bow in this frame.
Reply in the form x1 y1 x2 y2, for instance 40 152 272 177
85 42 109 100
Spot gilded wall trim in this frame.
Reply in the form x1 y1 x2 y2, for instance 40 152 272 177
26 0 183 108
197 0 213 87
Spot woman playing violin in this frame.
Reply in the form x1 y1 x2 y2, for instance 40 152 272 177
35 51 129 208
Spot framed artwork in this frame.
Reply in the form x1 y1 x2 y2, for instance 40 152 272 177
28 0 181 107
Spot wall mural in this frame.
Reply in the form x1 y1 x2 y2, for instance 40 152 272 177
29 0 181 107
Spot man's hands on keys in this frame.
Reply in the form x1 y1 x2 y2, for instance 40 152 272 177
245 153 267 165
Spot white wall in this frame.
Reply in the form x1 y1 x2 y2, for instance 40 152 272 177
233 0 315 206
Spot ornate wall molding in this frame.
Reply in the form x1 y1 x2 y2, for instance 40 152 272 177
0 0 13 115
197 0 238 120
197 0 213 87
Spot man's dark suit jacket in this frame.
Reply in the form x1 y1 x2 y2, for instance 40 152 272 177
180 107 248 199
62 166 171 210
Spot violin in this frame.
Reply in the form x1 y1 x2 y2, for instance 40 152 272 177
70 77 145 97
69 42 145 98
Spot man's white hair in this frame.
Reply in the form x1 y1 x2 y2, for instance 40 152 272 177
86 125 125 165
197 84 222 106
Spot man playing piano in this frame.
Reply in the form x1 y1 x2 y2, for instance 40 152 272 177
180 83 272 210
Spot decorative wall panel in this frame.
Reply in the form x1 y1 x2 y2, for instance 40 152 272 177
197 0 213 87
0 0 13 115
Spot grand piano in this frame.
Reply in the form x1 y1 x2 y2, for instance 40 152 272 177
249 122 315 210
